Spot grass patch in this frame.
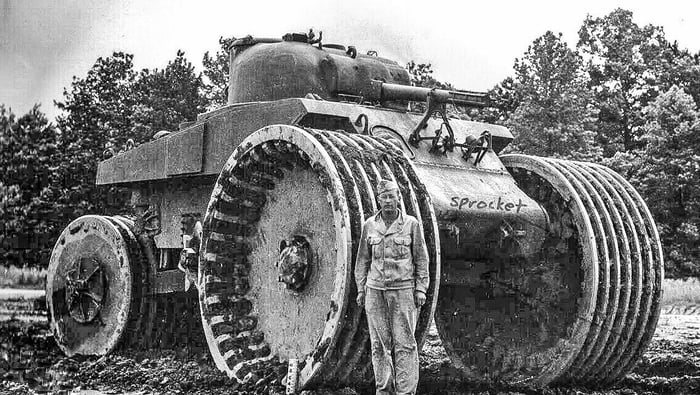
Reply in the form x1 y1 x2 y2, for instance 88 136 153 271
1 266 696 305
661 278 700 307
0 265 47 289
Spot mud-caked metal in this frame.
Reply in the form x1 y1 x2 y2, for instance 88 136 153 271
47 31 664 390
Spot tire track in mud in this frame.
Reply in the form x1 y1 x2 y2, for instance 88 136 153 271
661 304 700 315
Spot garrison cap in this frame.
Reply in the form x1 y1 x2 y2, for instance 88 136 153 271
377 179 399 195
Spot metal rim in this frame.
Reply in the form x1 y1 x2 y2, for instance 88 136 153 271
198 125 352 387
500 154 599 384
47 215 134 356
562 162 643 381
586 164 662 383
561 161 626 381
546 158 614 382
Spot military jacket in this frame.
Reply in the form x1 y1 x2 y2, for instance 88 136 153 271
354 210 429 294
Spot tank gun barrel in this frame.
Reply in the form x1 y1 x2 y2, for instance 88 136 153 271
370 80 489 108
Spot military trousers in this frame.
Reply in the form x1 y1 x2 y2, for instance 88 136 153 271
365 287 419 395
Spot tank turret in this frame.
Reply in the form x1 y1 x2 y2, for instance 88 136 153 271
227 32 411 108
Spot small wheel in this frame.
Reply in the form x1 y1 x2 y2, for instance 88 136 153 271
47 215 139 356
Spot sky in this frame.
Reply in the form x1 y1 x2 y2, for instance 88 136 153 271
1 0 699 122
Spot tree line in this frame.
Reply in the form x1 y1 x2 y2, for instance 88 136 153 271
410 9 700 277
0 50 214 267
1 9 698 277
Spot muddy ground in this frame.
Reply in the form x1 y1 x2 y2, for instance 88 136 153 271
1 303 699 394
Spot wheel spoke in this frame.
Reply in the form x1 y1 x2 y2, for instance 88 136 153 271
48 215 139 357
79 298 87 321
90 297 101 307
77 257 84 279
68 293 80 309
85 291 103 303
86 265 101 281
65 268 77 283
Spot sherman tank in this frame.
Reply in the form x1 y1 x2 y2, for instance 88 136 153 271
46 31 664 390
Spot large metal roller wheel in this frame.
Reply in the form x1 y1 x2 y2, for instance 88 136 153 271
198 125 439 390
47 215 147 356
490 155 663 385
583 163 663 385
434 154 599 385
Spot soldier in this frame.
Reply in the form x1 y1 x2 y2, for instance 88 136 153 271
355 179 430 395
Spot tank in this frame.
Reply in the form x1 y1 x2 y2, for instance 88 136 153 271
46 32 664 390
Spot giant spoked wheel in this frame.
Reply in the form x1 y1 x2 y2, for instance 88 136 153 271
198 124 440 389
46 215 147 356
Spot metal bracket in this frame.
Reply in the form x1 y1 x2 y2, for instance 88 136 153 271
346 46 357 58
307 29 323 49
408 90 456 154
493 220 527 252
354 114 369 134
337 93 364 104
458 131 492 166
133 204 161 237
178 217 202 292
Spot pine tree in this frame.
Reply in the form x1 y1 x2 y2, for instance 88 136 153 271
608 86 700 276
506 31 600 159
578 8 671 154
133 50 208 138
202 36 236 110
0 105 61 266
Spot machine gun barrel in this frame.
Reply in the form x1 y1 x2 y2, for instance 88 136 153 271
371 81 489 108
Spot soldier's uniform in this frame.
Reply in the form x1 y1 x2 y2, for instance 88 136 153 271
355 182 429 395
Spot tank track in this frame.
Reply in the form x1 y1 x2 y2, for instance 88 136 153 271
198 125 439 389
504 156 663 385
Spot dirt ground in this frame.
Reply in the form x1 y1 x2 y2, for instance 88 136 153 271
0 302 699 394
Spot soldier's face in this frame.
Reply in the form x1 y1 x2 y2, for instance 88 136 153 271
378 189 399 212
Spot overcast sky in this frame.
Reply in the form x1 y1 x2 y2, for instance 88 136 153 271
1 0 699 121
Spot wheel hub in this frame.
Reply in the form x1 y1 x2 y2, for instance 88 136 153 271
65 256 105 324
276 236 312 291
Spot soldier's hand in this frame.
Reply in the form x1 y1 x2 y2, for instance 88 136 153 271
414 290 426 308
356 292 365 308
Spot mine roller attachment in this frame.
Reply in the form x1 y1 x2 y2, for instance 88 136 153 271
47 215 204 355
198 124 440 390
469 154 662 385
47 215 148 356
